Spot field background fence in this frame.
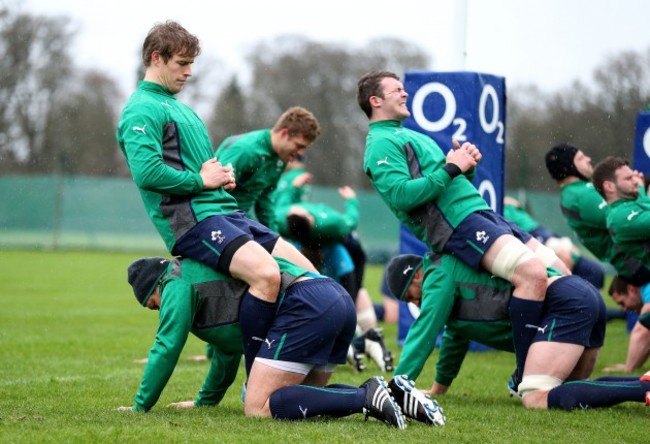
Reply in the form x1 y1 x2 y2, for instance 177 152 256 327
0 175 584 263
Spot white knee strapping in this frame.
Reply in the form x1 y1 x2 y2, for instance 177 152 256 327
534 242 562 268
491 242 538 281
356 307 377 330
545 236 574 254
518 375 563 399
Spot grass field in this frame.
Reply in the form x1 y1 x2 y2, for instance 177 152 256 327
0 249 647 443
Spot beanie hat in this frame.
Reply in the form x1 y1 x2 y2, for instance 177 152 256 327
545 144 586 181
127 257 170 306
385 254 423 300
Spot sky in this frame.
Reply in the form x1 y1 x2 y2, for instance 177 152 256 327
21 0 650 98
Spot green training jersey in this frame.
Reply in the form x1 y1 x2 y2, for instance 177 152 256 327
606 196 650 279
393 253 513 384
273 167 310 207
434 319 513 387
270 166 310 232
363 120 489 252
274 199 359 245
132 256 311 412
558 180 611 261
216 129 286 228
503 203 539 233
117 81 239 253
133 258 245 412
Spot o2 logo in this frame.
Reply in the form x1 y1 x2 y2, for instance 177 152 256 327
478 85 505 144
411 82 505 145
477 179 498 212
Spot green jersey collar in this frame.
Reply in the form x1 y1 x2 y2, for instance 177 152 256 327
369 120 403 130
137 80 176 98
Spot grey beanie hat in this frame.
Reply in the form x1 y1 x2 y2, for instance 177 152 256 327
127 257 170 306
385 254 423 300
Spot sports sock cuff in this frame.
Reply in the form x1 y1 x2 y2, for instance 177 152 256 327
244 292 277 309
239 292 277 330
547 385 566 409
509 295 545 313
269 389 290 419
239 292 278 375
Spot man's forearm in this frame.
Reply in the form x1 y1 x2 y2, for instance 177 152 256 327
624 324 650 371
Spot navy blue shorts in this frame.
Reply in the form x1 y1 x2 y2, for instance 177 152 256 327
172 212 279 273
257 278 357 366
532 275 606 348
528 226 557 244
445 210 532 269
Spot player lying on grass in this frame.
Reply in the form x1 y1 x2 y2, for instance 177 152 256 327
117 256 443 428
385 253 650 410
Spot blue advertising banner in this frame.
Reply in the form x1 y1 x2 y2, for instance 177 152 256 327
403 71 506 215
395 72 505 351
632 112 650 174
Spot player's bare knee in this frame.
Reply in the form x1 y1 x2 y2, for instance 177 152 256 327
512 260 547 300
514 257 547 284
238 255 281 301
254 261 281 295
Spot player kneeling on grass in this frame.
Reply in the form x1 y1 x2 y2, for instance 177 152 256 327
116 256 439 428
386 253 650 411
238 256 442 428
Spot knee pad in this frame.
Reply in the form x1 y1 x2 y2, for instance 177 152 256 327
518 375 563 399
535 242 562 268
491 241 538 281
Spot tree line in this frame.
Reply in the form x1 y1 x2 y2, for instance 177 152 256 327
507 49 650 192
2 4 650 191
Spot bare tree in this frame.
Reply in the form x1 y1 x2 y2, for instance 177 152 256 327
8 4 648 192
506 48 650 192
0 9 74 172
45 70 124 176
233 35 430 188
207 75 252 148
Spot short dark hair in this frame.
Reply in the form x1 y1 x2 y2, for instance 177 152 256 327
357 70 400 118
286 214 322 267
608 275 629 297
286 214 312 244
142 20 201 67
592 156 629 197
